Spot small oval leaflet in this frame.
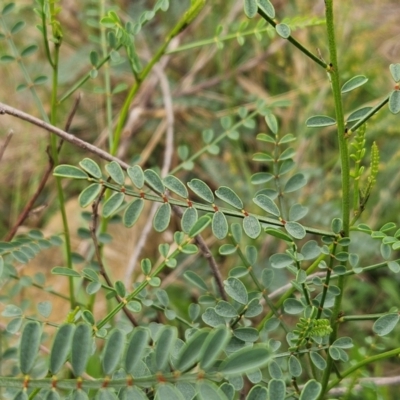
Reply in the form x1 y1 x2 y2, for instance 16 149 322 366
199 326 231 370
215 300 238 318
224 277 248 305
189 215 212 237
243 215 261 239
163 175 188 198
197 381 226 400
79 158 102 179
144 169 165 194
373 313 400 336
289 203 308 221
79 184 102 208
123 198 144 227
347 106 373 122
21 44 38 57
268 379 285 400
176 329 209 371
181 207 198 233
299 380 322 400
184 271 208 291
105 161 125 185
71 323 92 376
54 165 89 180
270 253 294 268
389 90 400 114
202 307 226 328
341 75 368 93
155 326 177 371
265 112 278 134
188 179 214 203
153 203 171 232
306 115 336 128
244 0 257 18
215 186 243 210
310 351 326 370
127 165 144 188
257 0 275 18
247 385 268 400
102 192 125 218
212 211 229 239
284 173 307 193
19 321 41 375
284 298 304 314
124 327 149 374
102 328 125 376
50 324 75 375
253 194 280 217
389 63 400 82
275 23 291 39
285 221 306 239
288 355 302 377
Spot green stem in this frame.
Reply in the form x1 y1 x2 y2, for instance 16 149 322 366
340 313 384 322
320 1 351 396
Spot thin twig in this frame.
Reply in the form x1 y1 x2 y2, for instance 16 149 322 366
90 184 138 326
0 129 13 162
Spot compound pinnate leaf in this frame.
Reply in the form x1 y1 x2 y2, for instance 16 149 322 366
176 329 209 370
123 198 144 227
215 186 243 209
102 192 124 218
155 326 177 371
341 75 368 93
389 90 400 114
390 63 400 82
153 203 171 232
125 327 149 374
373 313 399 336
54 165 89 180
299 380 322 400
306 115 336 128
253 194 280 217
219 345 270 375
50 324 75 375
102 329 125 376
19 321 41 375
257 0 275 18
275 23 291 38
105 161 125 185
243 215 261 239
79 158 102 179
224 277 248 305
244 0 257 18
181 207 198 233
212 211 228 239
163 175 188 198
285 221 306 239
71 323 92 376
188 179 214 203
78 183 102 208
144 169 165 194
127 165 144 188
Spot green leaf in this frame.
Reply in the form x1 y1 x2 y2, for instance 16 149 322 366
200 327 231 370
288 355 302 377
153 203 171 232
219 345 270 375
188 179 214 203
155 326 177 371
11 391 28 400
2 304 22 318
50 324 75 375
265 228 293 242
212 211 229 239
202 308 227 327
181 207 198 233
21 44 38 57
245 298 263 318
127 165 144 188
0 55 15 63
389 90 400 114
244 0 257 18
51 267 81 278
71 323 92 376
189 215 212 237
257 0 275 17
243 216 261 239
289 204 308 221
219 244 237 255
278 147 295 161
268 379 285 400
224 277 248 305
252 152 274 162
246 385 268 400
251 172 274 185
202 129 214 143
233 327 259 342
102 192 124 218
78 183 102 208
19 321 41 374
373 313 400 336
123 198 144 227
144 169 165 194
197 381 228 400
102 329 125 375
270 253 293 268
390 63 400 82
306 115 336 128
215 186 243 209
11 21 25 34
215 301 238 318
299 380 321 400
2 3 15 15
184 271 208 291
332 337 353 349
284 173 307 193
156 383 185 400
310 351 326 370
341 75 368 93
163 175 188 198
285 221 306 239
253 194 280 217
176 329 209 370
301 240 321 260
105 161 125 185
275 23 291 38
54 165 89 180
283 298 304 314
124 328 149 374
79 158 102 179
264 113 278 134
347 107 373 122
37 301 52 318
